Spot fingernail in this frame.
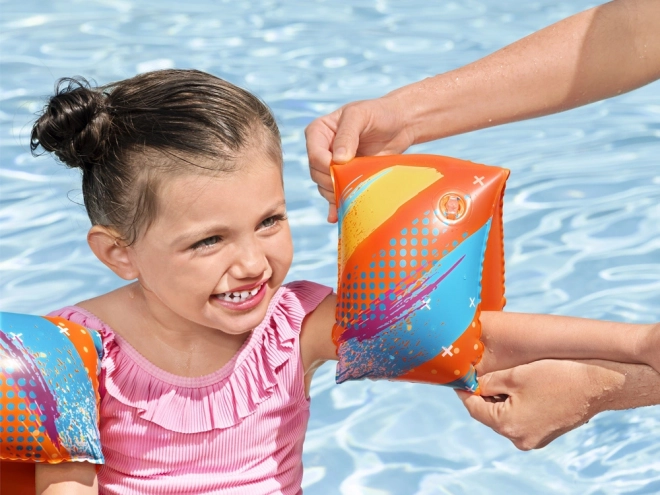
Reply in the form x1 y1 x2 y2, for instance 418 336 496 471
334 147 347 162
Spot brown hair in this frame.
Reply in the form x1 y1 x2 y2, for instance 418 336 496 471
31 69 281 244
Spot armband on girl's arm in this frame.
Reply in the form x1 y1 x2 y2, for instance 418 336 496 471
1 312 104 493
328 155 660 391
331 154 508 393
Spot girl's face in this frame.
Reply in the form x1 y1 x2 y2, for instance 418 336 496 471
127 147 293 336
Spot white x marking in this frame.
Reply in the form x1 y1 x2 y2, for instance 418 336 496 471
469 297 476 308
467 384 476 392
422 297 431 310
442 345 453 357
9 332 23 340
473 176 485 186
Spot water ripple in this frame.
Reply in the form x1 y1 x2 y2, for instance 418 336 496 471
1 1 659 493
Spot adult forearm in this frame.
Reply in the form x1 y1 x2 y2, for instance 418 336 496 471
592 360 660 413
389 0 660 144
478 311 656 372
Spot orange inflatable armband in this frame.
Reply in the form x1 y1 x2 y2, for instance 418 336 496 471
1 312 104 493
331 155 508 392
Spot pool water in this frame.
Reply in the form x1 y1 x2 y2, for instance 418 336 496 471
1 1 659 493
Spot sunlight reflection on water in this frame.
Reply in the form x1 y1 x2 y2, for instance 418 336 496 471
1 1 659 493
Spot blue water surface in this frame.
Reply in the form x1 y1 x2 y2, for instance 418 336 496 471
1 1 659 493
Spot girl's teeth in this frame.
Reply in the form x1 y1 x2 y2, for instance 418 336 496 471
218 284 262 302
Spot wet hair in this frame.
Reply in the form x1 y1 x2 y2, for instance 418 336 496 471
30 69 282 244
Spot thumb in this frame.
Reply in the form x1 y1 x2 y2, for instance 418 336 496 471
476 370 514 398
332 107 368 163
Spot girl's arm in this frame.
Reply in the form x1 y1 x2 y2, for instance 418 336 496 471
35 463 98 495
479 311 660 374
300 293 338 392
301 295 660 378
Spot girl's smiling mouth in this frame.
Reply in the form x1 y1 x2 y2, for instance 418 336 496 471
212 282 268 310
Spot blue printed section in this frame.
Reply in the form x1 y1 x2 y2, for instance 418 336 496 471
0 312 104 462
337 221 491 382
445 367 479 391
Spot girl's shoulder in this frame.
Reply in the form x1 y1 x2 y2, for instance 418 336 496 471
48 304 113 335
50 284 135 336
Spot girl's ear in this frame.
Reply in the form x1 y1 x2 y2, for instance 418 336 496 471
87 226 139 280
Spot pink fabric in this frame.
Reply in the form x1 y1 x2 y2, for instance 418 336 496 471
49 281 333 495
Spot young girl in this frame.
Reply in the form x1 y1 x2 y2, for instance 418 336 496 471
29 69 658 494
32 69 336 495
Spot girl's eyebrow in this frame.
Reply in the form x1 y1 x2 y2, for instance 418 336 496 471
171 199 287 247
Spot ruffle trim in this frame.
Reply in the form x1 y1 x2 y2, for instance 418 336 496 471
50 281 332 434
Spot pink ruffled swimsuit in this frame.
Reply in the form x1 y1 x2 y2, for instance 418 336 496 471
49 281 333 495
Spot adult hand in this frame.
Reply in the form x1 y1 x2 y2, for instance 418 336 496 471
306 0 660 223
457 358 660 451
456 359 621 450
305 95 414 223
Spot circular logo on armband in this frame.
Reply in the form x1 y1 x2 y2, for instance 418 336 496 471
435 192 470 225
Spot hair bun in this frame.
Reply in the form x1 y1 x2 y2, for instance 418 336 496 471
31 78 111 169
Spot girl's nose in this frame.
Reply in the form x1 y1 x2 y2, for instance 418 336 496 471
231 239 267 280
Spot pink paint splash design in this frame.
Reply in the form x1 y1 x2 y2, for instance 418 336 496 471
338 255 465 343
0 332 61 449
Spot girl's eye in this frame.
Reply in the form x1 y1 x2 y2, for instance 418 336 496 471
192 235 221 250
260 214 287 229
